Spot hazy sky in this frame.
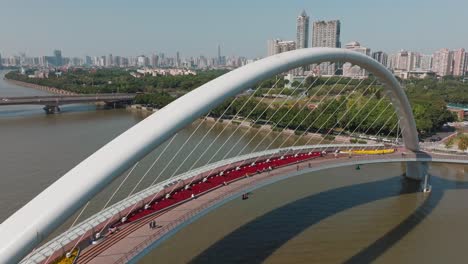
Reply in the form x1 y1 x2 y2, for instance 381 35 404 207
1 0 467 58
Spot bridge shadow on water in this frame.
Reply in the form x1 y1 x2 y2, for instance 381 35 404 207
189 175 468 264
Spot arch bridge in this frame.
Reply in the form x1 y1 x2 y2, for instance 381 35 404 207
1 48 461 263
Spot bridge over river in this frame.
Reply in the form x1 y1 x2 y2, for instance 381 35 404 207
20 145 468 264
0 94 136 113
2 48 468 264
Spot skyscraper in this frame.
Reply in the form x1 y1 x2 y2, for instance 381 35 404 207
419 54 433 71
343 41 370 78
312 20 341 48
432 48 453 76
296 10 309 49
53 50 62 66
452 48 466 76
312 20 341 75
267 39 296 56
372 51 388 67
151 54 159 68
107 54 113 67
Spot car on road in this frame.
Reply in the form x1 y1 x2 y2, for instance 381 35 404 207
1 98 9 102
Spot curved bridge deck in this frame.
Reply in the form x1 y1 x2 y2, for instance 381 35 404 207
21 147 468 264
73 150 468 263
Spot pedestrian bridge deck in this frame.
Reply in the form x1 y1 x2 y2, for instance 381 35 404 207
23 146 468 264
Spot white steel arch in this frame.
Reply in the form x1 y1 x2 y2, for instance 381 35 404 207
0 48 423 263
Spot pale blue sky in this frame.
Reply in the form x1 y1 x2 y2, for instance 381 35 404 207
0 0 467 58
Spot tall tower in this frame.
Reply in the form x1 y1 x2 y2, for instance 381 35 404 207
296 10 309 49
312 20 341 75
176 51 180 68
53 50 63 66
432 48 453 76
217 44 222 65
453 48 466 76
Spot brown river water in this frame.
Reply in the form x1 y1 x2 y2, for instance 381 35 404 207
0 71 467 263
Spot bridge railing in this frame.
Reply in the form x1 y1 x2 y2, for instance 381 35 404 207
113 172 256 264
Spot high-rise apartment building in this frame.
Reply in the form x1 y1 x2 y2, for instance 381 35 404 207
312 20 341 48
465 53 468 75
312 20 341 75
107 54 113 67
372 51 388 67
151 54 159 68
267 39 296 56
53 50 63 66
419 54 433 71
296 10 309 49
452 48 466 76
343 41 371 78
432 48 453 76
392 50 420 71
267 39 278 56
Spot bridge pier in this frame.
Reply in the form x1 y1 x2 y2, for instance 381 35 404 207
405 161 428 181
43 105 61 114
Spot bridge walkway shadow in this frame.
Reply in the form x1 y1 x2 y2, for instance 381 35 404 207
189 175 468 264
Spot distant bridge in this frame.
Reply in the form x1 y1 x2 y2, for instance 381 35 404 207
0 94 137 113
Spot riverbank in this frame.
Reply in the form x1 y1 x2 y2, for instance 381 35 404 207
4 78 380 146
126 104 377 145
3 77 77 96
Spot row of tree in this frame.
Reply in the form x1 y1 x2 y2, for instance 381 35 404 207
5 69 227 94
6 69 459 136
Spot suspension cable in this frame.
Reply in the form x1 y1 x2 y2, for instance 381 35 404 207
307 81 383 151
166 78 283 180
145 78 281 204
278 78 377 156
205 69 316 166
254 76 362 156
172 70 318 191
266 76 362 157
230 66 343 159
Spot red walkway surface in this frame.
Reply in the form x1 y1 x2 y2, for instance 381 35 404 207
74 151 323 263
121 151 322 224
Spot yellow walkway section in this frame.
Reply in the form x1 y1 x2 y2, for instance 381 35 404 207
341 149 395 155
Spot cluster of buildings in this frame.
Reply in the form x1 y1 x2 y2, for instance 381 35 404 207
0 44 251 71
386 48 467 79
131 68 197 78
1 11 467 81
268 10 467 80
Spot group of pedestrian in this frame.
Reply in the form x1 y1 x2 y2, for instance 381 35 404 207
149 220 158 229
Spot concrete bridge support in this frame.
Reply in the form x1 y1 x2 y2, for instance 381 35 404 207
405 161 428 181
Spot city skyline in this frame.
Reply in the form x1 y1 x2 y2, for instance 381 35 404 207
0 0 467 58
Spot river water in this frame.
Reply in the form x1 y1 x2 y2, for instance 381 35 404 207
0 70 467 263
